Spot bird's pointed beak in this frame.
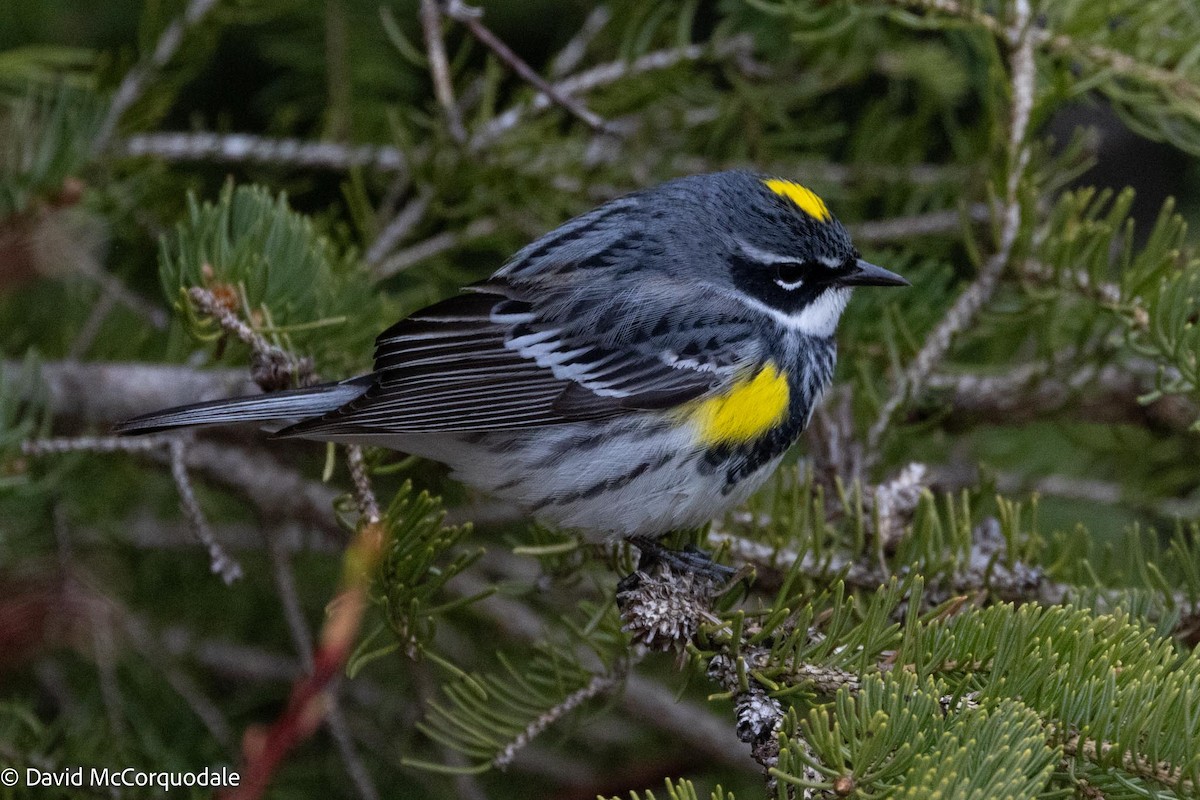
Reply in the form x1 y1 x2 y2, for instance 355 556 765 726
841 258 910 287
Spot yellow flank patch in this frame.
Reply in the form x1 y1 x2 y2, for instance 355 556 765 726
763 178 831 222
686 362 790 446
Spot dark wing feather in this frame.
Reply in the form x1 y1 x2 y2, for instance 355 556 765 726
276 283 725 436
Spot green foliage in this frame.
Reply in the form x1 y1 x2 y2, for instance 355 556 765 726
408 600 628 773
366 481 480 664
4 0 1200 798
0 85 101 216
609 778 736 800
159 183 382 373
785 674 1058 798
1041 0 1200 155
0 356 46 489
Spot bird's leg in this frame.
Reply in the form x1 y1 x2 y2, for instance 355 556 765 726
618 535 737 592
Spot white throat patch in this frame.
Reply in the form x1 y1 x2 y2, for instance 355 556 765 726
733 286 851 337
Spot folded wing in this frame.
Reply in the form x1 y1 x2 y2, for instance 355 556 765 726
276 281 747 436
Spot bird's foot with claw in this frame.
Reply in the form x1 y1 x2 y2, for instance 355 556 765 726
616 537 736 594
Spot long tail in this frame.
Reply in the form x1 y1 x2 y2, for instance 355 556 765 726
113 376 372 435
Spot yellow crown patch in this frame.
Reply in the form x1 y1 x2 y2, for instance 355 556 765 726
763 178 831 222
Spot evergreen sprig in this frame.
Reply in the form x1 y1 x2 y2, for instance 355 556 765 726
0 86 102 216
408 600 629 773
369 481 480 662
159 183 381 372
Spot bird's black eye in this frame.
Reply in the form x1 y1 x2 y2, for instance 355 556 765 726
774 261 808 289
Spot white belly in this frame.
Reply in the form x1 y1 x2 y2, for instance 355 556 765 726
329 418 782 541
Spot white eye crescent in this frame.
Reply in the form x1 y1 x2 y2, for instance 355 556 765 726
774 262 807 290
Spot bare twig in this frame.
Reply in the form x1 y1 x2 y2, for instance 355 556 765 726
68 290 117 359
866 0 1036 455
21 433 174 456
87 269 171 330
325 699 382 800
928 464 1200 521
549 6 611 78
21 433 244 582
117 132 408 173
365 187 433 266
120 614 236 749
3 360 254 424
169 439 244 584
263 522 379 800
264 528 315 667
373 217 497 278
925 358 1198 431
227 515 386 799
420 0 467 142
116 37 757 177
345 445 381 523
75 515 335 554
442 0 611 135
93 0 221 151
473 36 753 148
157 440 344 540
323 0 352 141
850 203 990 244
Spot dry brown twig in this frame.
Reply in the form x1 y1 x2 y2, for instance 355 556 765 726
440 0 613 136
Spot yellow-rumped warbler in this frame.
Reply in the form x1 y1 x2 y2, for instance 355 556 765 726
118 171 907 544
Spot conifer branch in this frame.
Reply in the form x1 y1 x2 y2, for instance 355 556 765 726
1055 730 1194 796
882 0 1200 107
493 668 625 769
866 0 1035 455
849 203 989 244
187 286 317 391
549 6 612 78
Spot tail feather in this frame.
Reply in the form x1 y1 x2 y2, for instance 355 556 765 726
113 377 372 435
